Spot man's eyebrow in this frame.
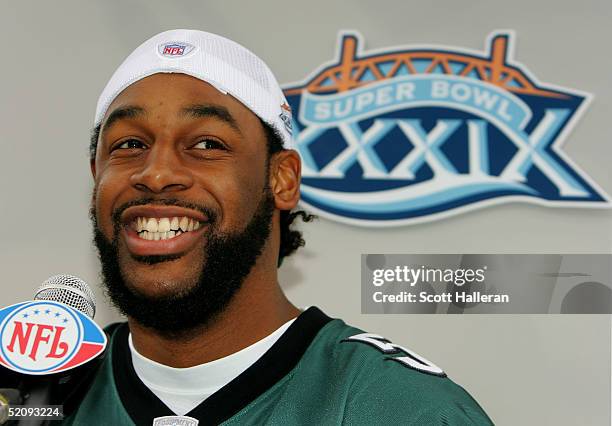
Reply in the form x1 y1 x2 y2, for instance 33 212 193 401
181 104 242 135
101 106 145 134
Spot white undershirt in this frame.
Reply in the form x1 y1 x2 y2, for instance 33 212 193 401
128 317 297 415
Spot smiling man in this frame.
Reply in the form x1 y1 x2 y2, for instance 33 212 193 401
64 29 492 425
90 73 300 341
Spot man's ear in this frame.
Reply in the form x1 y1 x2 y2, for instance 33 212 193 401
269 150 301 210
90 158 97 180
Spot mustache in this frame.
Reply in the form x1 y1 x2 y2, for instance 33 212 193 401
110 197 219 229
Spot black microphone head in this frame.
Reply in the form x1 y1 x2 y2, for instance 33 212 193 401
34 275 96 319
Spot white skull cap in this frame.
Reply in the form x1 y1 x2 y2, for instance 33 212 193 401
94 29 293 148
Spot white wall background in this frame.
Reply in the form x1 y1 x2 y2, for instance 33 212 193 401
1 1 610 424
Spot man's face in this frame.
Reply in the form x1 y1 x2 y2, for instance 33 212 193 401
91 73 273 332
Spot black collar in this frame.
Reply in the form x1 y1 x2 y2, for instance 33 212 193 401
112 307 332 425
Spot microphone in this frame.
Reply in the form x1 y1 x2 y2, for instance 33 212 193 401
34 275 96 319
0 275 105 426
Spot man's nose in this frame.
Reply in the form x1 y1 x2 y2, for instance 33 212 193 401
129 143 194 194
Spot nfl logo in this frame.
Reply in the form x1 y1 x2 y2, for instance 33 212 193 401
162 44 185 56
0 300 107 375
158 42 196 58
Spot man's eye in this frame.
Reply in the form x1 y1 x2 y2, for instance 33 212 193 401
115 139 146 150
193 139 226 150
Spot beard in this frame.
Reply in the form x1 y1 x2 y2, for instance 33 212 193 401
90 189 274 338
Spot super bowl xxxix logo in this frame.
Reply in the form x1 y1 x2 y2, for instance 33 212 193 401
283 31 609 225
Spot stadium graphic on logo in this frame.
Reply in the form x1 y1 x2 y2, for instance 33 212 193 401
0 301 106 375
283 31 609 226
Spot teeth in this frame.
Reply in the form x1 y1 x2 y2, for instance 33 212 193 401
158 218 171 233
137 228 183 241
146 218 158 233
136 216 202 240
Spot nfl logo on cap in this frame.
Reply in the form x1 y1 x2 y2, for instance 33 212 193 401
159 42 195 58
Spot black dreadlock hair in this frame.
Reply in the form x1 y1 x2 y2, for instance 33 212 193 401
89 120 314 267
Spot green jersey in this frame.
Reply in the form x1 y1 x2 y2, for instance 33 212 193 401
62 307 492 425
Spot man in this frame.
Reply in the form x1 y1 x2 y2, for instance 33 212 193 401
65 29 492 425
